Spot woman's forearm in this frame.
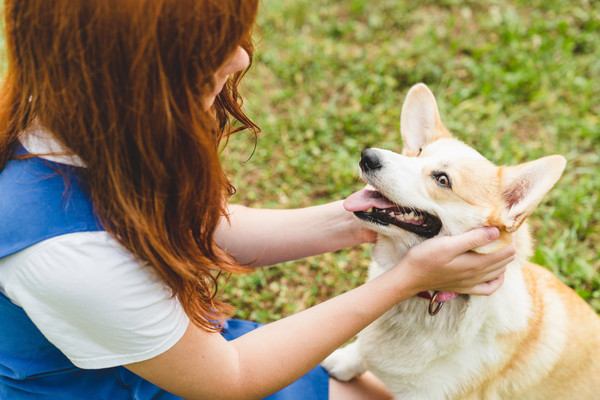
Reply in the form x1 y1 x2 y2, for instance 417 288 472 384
228 265 414 399
215 202 370 266
128 264 417 400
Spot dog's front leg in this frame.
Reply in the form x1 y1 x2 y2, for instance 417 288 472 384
321 341 367 381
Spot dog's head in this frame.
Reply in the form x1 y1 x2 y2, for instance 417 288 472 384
345 83 566 253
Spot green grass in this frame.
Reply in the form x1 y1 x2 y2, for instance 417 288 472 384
221 0 600 320
0 1 596 318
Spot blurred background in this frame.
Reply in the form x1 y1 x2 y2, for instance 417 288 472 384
221 0 599 319
1 0 596 319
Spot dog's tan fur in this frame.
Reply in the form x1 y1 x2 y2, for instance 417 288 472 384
458 262 600 399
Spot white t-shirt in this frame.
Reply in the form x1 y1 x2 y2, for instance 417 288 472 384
0 128 190 369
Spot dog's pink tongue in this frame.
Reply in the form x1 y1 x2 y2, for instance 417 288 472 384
344 188 395 212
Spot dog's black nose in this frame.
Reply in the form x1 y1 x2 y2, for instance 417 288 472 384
360 148 382 172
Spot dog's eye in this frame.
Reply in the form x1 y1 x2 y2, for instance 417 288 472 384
432 171 452 189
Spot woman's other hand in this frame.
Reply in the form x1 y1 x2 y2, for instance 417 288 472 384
397 227 515 296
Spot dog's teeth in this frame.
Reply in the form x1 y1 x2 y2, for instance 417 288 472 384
384 208 431 227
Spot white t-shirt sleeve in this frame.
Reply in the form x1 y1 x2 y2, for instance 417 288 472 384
0 232 190 369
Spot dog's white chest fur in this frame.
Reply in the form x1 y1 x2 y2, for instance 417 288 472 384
324 238 533 399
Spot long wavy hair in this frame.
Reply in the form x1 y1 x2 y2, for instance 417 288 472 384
0 0 259 331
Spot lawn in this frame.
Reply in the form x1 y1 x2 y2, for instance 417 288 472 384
220 0 599 320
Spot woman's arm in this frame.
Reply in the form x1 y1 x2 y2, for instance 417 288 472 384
215 201 373 266
126 228 514 400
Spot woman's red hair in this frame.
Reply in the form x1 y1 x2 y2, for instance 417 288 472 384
0 0 259 331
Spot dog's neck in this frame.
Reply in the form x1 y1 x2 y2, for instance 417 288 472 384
367 225 534 335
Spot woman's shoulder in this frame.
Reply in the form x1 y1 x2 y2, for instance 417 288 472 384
1 231 142 298
0 231 190 369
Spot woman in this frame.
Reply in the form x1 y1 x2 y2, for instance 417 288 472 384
0 1 514 399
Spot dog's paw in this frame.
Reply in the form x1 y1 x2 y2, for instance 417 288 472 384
322 344 366 382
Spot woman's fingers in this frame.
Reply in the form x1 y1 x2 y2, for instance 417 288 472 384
451 245 516 272
443 256 512 293
467 273 505 296
440 227 500 257
478 254 515 279
480 245 516 267
403 228 515 295
477 259 511 283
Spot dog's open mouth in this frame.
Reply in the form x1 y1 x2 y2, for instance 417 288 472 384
345 189 442 238
355 206 442 238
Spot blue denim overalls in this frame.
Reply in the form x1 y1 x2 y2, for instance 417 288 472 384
0 144 328 399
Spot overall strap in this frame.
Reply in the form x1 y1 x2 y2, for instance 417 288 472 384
0 144 103 259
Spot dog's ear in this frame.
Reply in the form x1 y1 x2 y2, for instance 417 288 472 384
500 155 566 232
400 83 451 156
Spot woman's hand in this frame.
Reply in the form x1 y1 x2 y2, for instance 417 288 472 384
343 185 378 245
348 214 377 244
396 227 515 296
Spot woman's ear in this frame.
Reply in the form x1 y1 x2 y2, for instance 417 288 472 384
400 83 451 156
500 155 567 232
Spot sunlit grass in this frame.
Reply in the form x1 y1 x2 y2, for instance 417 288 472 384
222 0 599 320
0 1 595 319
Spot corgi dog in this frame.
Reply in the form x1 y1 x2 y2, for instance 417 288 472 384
322 83 600 399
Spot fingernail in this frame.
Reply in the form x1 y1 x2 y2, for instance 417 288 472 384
485 227 500 240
